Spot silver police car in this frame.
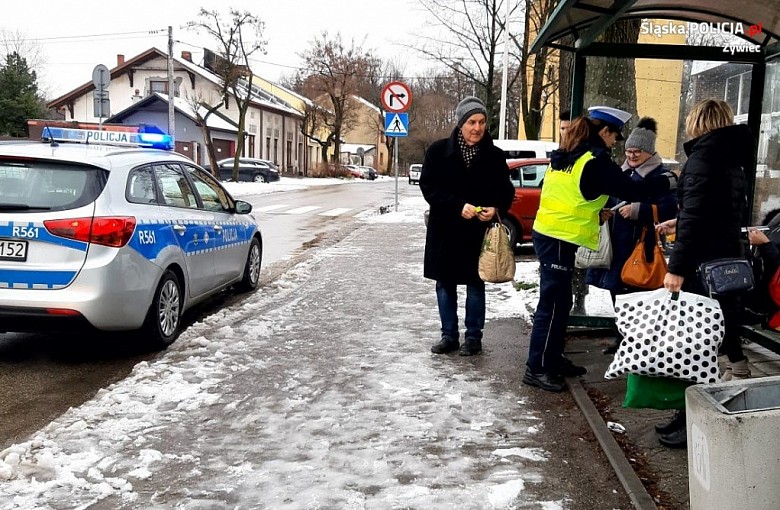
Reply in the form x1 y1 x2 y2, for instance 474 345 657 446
0 128 262 348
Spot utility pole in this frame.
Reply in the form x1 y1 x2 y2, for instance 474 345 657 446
498 0 510 139
167 25 175 141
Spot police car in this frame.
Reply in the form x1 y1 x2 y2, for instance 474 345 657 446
0 127 263 348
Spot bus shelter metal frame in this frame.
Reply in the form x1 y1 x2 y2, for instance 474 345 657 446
529 0 780 351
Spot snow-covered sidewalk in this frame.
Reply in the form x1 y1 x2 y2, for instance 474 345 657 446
0 195 612 509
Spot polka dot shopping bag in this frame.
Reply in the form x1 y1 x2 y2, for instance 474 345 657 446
605 289 724 384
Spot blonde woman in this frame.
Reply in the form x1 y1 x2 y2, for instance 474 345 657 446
659 98 755 448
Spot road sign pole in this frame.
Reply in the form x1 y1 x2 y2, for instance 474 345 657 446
380 81 412 213
92 64 110 131
394 140 399 212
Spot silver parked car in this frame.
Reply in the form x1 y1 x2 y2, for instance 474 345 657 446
0 128 263 348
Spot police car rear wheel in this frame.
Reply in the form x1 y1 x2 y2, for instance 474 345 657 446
145 270 182 348
236 237 262 292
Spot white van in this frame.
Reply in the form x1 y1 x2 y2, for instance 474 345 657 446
408 163 422 185
493 139 558 160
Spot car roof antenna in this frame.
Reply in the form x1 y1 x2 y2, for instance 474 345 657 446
43 123 59 147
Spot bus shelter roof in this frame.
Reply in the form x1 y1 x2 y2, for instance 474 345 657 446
530 0 779 54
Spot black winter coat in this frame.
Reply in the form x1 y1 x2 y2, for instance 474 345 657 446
421 129 515 284
668 124 755 278
585 162 678 292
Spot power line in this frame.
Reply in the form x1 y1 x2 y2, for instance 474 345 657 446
24 29 167 43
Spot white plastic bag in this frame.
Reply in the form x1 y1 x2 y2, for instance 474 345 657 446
575 221 612 269
605 289 724 384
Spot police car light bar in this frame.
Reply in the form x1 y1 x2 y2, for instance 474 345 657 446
42 127 174 150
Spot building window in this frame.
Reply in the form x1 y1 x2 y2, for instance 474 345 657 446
265 137 271 160
150 80 167 95
725 71 752 117
273 139 279 165
286 140 293 171
148 79 179 98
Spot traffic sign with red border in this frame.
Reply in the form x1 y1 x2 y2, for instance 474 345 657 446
381 81 412 113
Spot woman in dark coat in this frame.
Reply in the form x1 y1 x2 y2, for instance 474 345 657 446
658 98 755 448
420 96 515 357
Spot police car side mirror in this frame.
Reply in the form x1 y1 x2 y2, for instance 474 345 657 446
235 200 253 214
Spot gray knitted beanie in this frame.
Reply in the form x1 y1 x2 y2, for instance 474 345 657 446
455 96 487 127
625 117 658 154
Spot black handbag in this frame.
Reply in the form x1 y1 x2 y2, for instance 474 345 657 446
698 258 755 297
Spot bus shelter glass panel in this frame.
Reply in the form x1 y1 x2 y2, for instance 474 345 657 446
581 56 780 224
755 58 780 225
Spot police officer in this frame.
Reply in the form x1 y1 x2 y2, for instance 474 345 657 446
523 106 678 392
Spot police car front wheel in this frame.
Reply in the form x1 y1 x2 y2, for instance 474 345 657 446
236 237 262 292
144 269 182 348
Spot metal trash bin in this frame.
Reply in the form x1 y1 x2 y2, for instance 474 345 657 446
687 375 780 510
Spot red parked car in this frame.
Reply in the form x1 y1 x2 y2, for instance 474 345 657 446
503 158 550 246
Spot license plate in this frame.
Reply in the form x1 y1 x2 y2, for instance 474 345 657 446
0 239 28 261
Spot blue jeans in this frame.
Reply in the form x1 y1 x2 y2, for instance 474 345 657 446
435 281 485 342
527 231 577 373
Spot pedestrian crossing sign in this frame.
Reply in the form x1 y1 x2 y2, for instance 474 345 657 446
384 112 408 137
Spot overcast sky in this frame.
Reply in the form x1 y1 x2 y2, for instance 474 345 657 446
2 0 430 99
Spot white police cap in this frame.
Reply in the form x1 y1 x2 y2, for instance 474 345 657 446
587 106 632 129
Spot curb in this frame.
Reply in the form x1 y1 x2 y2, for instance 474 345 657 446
567 377 659 510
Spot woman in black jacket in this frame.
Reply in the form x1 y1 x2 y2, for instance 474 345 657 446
659 98 755 448
420 96 515 357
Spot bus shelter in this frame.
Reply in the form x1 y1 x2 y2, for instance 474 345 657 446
530 0 780 351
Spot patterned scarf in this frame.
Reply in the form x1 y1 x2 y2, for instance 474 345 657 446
458 131 480 168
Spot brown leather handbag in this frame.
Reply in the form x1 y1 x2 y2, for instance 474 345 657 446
620 205 668 290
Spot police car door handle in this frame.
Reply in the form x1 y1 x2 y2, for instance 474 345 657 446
173 224 187 234
213 225 223 233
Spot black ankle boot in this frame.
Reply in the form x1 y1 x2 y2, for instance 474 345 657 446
658 425 687 448
459 339 482 356
556 356 587 377
658 411 687 449
431 338 459 354
654 410 685 435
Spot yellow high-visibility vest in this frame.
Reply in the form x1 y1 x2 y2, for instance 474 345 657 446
533 151 608 250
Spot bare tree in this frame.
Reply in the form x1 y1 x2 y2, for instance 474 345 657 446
401 69 462 165
512 0 557 140
0 28 47 93
296 32 380 167
182 89 223 176
412 0 519 136
189 8 266 181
